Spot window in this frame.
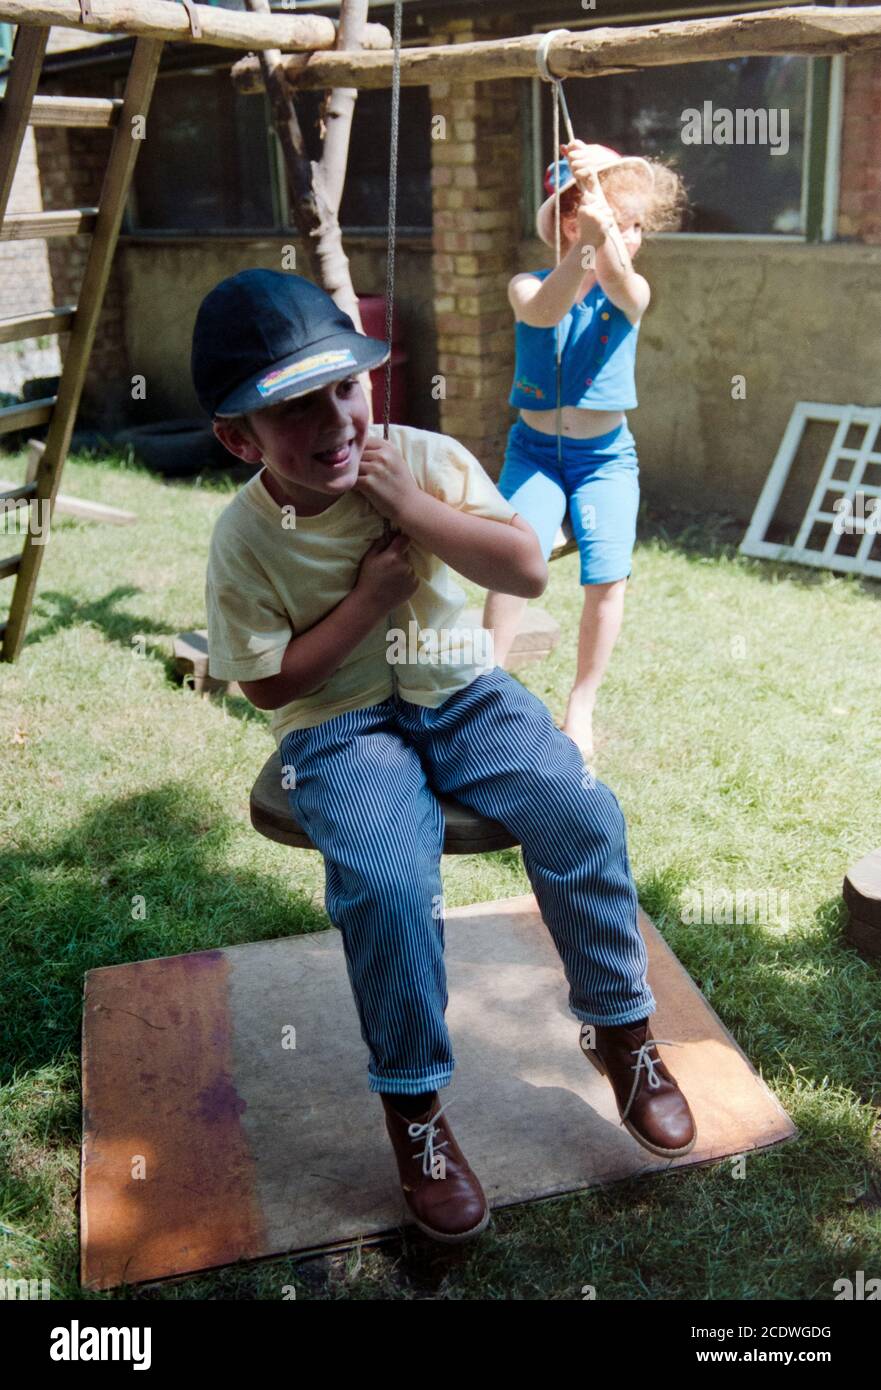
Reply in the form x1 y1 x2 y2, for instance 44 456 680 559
297 86 432 233
128 65 432 235
535 54 810 236
129 70 275 231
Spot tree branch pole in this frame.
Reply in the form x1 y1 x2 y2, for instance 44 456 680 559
0 0 391 51
319 0 367 215
243 0 375 418
231 4 881 92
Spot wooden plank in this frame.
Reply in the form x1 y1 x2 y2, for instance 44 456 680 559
0 26 48 220
231 4 881 91
0 306 76 344
28 95 122 129
0 480 38 504
79 896 796 1290
25 436 136 524
0 554 22 580
0 478 136 525
0 398 55 434
2 38 163 663
0 1 392 53
0 208 98 239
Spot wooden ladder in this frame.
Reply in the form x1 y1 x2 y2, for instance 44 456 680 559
0 23 163 662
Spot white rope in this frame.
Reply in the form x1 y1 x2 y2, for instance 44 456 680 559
537 32 576 470
536 29 576 143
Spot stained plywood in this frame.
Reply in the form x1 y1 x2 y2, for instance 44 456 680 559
81 896 795 1290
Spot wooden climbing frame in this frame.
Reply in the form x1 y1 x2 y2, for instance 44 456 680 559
0 27 162 661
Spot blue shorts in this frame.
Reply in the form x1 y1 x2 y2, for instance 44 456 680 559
496 417 640 585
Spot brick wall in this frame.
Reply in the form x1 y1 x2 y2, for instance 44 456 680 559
838 47 881 243
0 49 129 422
428 16 522 477
33 80 130 428
0 127 52 316
0 126 61 395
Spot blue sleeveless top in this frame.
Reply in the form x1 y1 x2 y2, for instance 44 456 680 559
509 270 639 412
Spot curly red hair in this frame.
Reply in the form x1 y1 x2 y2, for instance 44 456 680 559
557 158 688 234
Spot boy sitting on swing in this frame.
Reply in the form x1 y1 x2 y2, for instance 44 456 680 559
192 268 696 1245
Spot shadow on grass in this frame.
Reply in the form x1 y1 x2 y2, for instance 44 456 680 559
638 499 881 600
0 780 329 1086
20 588 264 726
23 586 177 655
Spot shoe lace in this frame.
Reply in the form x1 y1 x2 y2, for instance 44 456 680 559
621 1039 682 1121
408 1101 452 1177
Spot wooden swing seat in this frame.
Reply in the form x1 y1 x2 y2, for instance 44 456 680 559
250 750 519 855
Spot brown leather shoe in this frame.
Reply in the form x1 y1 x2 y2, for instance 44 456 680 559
580 1018 697 1157
380 1094 490 1243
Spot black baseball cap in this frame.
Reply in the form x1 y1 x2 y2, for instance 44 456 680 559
190 268 391 419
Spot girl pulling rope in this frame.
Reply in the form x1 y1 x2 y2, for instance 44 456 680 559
484 138 687 758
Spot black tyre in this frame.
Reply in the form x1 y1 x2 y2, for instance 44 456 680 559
113 419 228 477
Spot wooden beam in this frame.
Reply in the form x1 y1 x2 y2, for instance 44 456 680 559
231 4 881 92
29 95 123 129
0 1 391 53
0 398 55 435
0 306 76 345
0 208 98 239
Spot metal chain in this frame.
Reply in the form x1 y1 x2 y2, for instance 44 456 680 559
383 0 403 443
553 81 563 472
381 0 403 703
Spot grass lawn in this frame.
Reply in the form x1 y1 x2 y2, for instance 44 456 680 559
2 445 880 1301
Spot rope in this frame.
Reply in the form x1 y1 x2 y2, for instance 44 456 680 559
381 0 403 704
536 29 576 142
383 0 403 444
553 83 563 472
537 33 578 474
179 0 202 40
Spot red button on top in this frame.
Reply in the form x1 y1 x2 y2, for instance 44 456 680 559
600 335 609 343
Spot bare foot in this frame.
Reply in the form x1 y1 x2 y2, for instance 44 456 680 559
562 701 595 759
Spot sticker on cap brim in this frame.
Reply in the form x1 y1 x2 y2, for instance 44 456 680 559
256 349 358 397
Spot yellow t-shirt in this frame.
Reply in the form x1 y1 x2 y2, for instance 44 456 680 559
205 422 519 747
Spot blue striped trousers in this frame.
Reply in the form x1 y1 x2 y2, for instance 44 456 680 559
279 665 655 1095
